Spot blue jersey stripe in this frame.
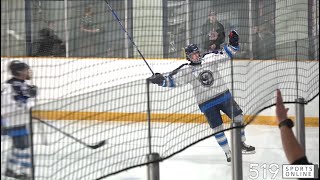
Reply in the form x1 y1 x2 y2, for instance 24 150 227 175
21 162 32 168
13 152 31 159
199 92 232 112
224 45 233 58
7 128 29 137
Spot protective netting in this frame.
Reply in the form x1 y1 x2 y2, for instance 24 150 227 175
1 0 319 180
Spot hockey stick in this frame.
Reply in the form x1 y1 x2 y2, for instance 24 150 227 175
32 90 48 145
104 0 154 75
33 117 106 149
37 120 48 145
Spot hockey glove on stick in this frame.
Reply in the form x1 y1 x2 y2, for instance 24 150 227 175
148 73 165 86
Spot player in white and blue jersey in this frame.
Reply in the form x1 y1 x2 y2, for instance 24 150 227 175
1 60 37 179
149 30 255 162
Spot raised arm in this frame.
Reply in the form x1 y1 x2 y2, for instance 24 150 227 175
276 89 305 164
202 30 240 64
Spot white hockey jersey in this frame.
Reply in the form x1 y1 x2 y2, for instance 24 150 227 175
1 78 36 128
163 45 237 105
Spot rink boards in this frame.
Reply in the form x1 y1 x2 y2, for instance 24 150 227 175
1 57 319 126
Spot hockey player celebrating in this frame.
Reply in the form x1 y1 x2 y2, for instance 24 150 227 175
1 60 37 179
149 30 255 162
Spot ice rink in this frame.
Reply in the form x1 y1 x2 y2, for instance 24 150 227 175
2 124 318 180
107 125 319 180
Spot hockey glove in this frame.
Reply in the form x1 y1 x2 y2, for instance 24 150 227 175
149 73 165 86
28 85 38 97
229 30 239 47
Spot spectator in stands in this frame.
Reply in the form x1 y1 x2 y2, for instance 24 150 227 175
34 20 66 57
2 60 37 179
80 6 100 33
201 10 225 52
253 21 275 60
276 89 318 180
77 5 101 57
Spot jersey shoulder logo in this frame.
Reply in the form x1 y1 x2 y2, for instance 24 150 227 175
198 70 214 87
